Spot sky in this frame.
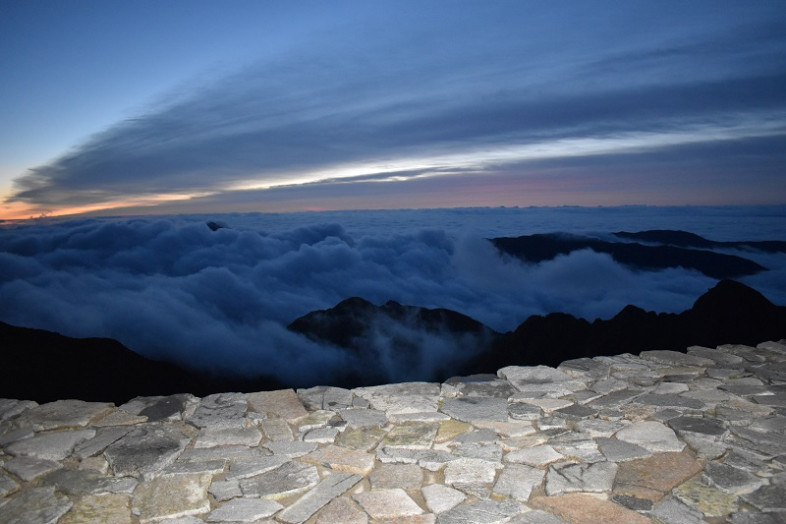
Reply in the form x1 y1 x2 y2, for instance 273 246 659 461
1 1 785 219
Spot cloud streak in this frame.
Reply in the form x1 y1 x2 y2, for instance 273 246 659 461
6 3 786 213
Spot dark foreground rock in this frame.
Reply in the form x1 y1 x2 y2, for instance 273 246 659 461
0 322 284 405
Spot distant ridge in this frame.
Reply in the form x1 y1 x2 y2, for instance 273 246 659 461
490 231 768 279
614 229 786 252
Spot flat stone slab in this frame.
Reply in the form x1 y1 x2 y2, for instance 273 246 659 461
104 425 190 477
131 473 211 522
596 437 651 462
370 463 424 490
301 444 375 475
545 461 617 495
206 497 283 522
239 460 319 500
353 488 424 519
315 497 369 524
186 392 248 429
532 493 652 524
422 483 466 513
3 455 63 481
493 463 545 501
436 499 521 523
277 472 361 523
11 400 113 431
247 389 308 421
6 428 95 461
614 421 684 452
338 408 388 428
505 444 564 467
0 485 73 523
614 450 703 504
439 397 508 422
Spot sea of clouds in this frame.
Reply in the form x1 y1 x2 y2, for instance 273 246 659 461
1 206 784 385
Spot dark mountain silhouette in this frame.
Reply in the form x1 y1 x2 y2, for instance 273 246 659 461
288 297 497 386
3 281 784 402
614 229 786 253
288 297 493 351
473 279 786 372
490 233 766 279
0 321 284 404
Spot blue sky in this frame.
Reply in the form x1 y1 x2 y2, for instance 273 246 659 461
1 1 785 218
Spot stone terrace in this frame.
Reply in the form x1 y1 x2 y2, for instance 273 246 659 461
2 342 786 523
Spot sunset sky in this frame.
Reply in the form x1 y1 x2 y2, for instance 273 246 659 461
2 1 785 219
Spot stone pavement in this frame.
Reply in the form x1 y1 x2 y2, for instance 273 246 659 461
2 341 786 523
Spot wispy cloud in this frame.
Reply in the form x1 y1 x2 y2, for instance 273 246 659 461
7 3 786 213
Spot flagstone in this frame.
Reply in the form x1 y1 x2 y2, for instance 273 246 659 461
206 497 283 522
353 488 423 519
277 472 361 523
301 444 375 475
247 389 308 422
531 493 652 524
131 473 211 522
613 450 703 504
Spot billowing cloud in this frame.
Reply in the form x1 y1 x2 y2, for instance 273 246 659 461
1 209 783 385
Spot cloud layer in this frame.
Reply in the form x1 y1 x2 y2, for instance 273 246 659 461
1 208 784 384
6 3 786 213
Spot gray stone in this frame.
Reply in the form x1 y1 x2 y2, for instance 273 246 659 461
553 403 597 420
632 394 705 410
74 426 132 458
239 460 319 499
453 442 503 463
648 496 705 524
614 420 684 452
0 485 72 524
445 375 517 398
3 455 62 481
595 437 650 462
452 428 498 444
638 350 715 367
498 366 586 398
40 468 137 496
302 427 339 443
11 399 113 431
193 426 262 448
439 397 508 422
206 497 283 522
247 389 308 422
259 418 294 441
315 497 369 524
423 484 466 513
337 407 387 428
164 458 227 475
575 418 626 438
277 472 361 523
668 415 726 436
377 447 456 470
186 392 248 429
264 441 318 457
297 386 354 411
121 394 195 421
686 346 744 366
587 388 643 409
505 444 563 467
741 483 786 512
545 461 617 495
436 499 521 524
5 428 95 460
353 488 424 519
508 402 542 421
131 472 211 522
0 398 37 422
444 457 499 491
559 357 611 380
727 511 786 524
209 479 242 501
370 463 424 490
226 455 290 480
703 462 763 494
512 509 569 523
0 471 20 496
0 426 34 447
104 424 189 477
493 464 545 501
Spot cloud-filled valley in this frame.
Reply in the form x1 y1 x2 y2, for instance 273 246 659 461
2 207 785 389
